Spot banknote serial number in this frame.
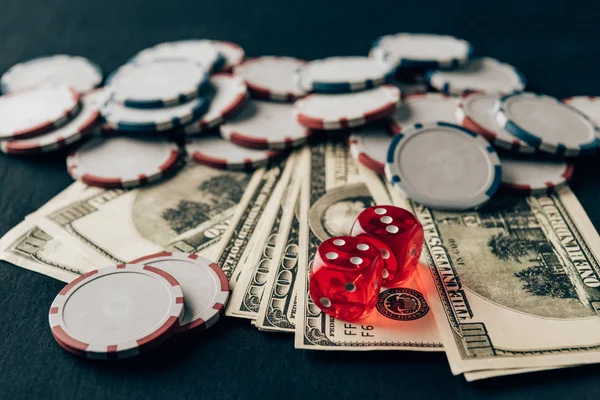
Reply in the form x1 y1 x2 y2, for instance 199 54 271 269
343 323 375 338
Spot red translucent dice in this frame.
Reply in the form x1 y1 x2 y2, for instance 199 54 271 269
309 236 384 321
350 205 423 286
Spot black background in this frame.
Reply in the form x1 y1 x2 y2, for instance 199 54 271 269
1 0 600 399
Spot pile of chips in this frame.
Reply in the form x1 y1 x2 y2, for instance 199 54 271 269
2 33 600 357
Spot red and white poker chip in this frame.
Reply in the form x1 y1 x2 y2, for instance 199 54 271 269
233 56 307 102
67 136 181 188
130 252 230 334
387 92 459 133
455 92 535 154
348 123 393 175
500 155 574 195
184 73 248 134
214 41 245 72
0 83 80 139
221 99 312 149
48 263 185 360
187 134 281 171
1 88 108 155
294 85 401 130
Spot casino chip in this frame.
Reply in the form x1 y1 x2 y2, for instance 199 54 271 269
295 56 394 93
371 33 473 70
67 136 181 188
393 81 428 98
48 263 184 359
132 40 224 72
214 41 245 72
496 92 599 156
294 85 401 130
187 134 281 170
455 93 535 154
426 57 526 95
348 124 392 175
0 83 80 139
1 88 108 154
102 94 209 132
500 155 573 195
385 121 501 210
563 96 600 130
222 99 311 149
388 92 459 132
107 59 209 108
234 56 307 101
130 252 229 333
1 54 102 94
184 73 248 134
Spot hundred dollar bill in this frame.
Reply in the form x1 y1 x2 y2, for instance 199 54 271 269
227 154 299 318
295 142 443 351
402 185 600 373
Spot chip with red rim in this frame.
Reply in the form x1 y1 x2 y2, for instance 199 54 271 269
184 73 248 134
0 83 80 139
221 99 312 149
348 124 392 175
234 56 307 102
48 263 185 360
130 252 230 333
294 85 400 130
67 136 182 188
187 134 280 171
455 92 535 154
1 88 108 155
500 155 574 195
387 92 459 133
214 41 245 72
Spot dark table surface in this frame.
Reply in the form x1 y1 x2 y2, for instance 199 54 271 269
2 0 600 399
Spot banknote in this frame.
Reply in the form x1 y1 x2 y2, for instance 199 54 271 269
295 142 443 351
388 185 600 373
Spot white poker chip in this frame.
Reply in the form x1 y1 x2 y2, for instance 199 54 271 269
455 93 535 154
67 136 181 188
130 252 230 333
187 134 281 170
214 40 245 72
132 40 224 72
371 33 473 70
385 121 501 210
295 56 394 93
1 88 108 154
426 57 526 95
348 124 393 174
294 85 401 130
563 96 600 130
234 56 307 102
222 99 311 149
496 92 599 156
101 93 209 132
108 59 209 108
388 93 459 133
1 54 103 94
184 73 248 134
500 155 574 195
49 263 184 359
0 83 80 139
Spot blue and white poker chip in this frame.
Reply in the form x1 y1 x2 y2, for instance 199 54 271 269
131 40 224 72
426 57 526 95
295 56 395 93
107 59 210 109
495 92 599 156
385 121 501 210
371 33 473 70
101 93 209 132
1 54 103 94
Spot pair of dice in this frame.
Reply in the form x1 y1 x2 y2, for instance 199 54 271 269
309 205 424 322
